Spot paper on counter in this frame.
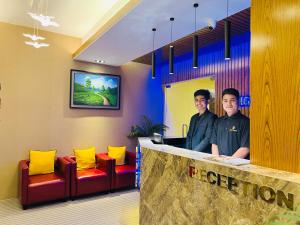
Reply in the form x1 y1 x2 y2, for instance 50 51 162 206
204 155 250 166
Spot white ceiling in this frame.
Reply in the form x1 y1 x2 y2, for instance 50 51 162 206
0 0 250 66
0 0 120 38
75 0 250 66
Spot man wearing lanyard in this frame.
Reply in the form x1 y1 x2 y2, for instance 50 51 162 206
186 89 217 153
211 88 250 158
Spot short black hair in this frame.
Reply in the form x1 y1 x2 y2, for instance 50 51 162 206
222 88 240 100
194 89 210 100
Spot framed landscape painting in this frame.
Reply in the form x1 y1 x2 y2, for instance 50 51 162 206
70 70 121 109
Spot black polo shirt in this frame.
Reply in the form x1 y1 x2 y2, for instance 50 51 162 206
186 110 217 153
210 111 249 157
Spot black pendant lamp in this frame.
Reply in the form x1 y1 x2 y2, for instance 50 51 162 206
193 3 199 68
224 0 231 60
169 17 174 75
151 28 156 79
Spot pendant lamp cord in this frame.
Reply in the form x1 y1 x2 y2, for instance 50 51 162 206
46 0 48 16
227 0 229 18
194 6 197 33
170 21 173 43
152 29 155 51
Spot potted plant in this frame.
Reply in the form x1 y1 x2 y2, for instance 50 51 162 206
128 115 168 138
128 115 168 190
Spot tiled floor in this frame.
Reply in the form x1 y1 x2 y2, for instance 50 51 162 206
0 190 139 225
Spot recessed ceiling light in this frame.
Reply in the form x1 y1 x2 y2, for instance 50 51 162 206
95 60 105 63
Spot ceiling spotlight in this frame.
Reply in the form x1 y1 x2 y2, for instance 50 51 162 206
95 60 105 63
207 18 217 30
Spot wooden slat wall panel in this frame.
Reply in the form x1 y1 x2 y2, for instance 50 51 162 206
250 0 300 173
134 8 250 65
160 32 250 117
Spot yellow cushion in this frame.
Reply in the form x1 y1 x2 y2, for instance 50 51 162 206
29 150 56 176
108 146 126 166
74 147 96 170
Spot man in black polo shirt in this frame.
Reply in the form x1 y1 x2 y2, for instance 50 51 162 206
186 89 217 153
211 88 250 158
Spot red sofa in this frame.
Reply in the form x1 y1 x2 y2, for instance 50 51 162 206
65 154 111 198
110 151 136 190
19 157 70 209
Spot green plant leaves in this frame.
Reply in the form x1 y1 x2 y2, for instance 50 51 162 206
127 115 168 138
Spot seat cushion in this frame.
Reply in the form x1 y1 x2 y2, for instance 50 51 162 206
76 168 109 196
113 166 136 190
28 173 66 204
115 165 136 174
77 168 107 180
29 173 64 187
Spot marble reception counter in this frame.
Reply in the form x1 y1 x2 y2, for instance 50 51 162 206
138 138 300 225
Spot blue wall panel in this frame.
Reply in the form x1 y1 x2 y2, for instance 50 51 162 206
157 32 250 116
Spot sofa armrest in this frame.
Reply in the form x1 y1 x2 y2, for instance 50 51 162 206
64 156 77 197
19 160 29 205
56 157 70 179
96 153 113 161
126 151 136 166
63 156 76 173
64 156 76 164
57 157 71 197
96 153 113 174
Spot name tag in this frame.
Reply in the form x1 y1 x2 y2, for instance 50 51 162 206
229 126 238 132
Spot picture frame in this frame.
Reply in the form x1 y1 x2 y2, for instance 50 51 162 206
70 69 121 110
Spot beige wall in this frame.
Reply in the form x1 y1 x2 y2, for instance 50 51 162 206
0 22 162 199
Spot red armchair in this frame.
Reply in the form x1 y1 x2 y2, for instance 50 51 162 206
65 154 111 198
110 151 136 190
19 157 70 209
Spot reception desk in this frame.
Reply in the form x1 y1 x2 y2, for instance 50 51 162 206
139 138 300 225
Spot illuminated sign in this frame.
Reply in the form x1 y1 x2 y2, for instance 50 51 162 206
240 95 251 107
136 146 141 189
